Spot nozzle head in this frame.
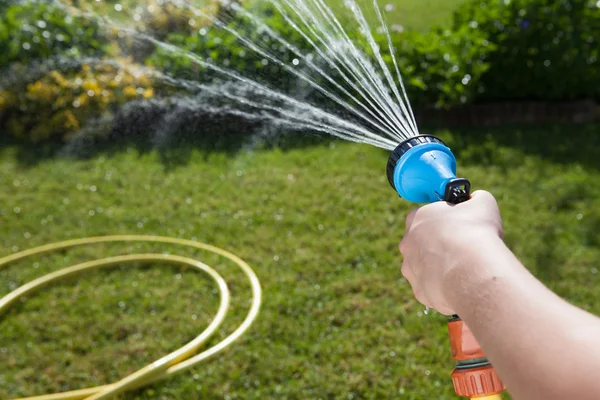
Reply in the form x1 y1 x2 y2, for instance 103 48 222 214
387 135 462 203
386 135 448 190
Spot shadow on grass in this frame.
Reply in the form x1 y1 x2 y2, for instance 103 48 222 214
0 115 328 170
441 122 600 171
2 116 599 172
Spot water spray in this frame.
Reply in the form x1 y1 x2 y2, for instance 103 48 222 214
386 135 506 400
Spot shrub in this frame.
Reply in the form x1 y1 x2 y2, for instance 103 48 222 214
0 59 156 141
453 0 600 101
146 2 313 91
0 1 107 68
380 24 495 108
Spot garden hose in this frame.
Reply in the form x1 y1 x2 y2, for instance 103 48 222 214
387 135 506 399
0 235 262 400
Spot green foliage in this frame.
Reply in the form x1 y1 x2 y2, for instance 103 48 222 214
383 25 495 108
453 0 600 101
147 2 313 90
0 1 107 68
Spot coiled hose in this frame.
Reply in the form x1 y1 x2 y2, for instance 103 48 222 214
0 235 262 400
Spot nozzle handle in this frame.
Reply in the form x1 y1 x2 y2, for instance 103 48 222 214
444 178 471 204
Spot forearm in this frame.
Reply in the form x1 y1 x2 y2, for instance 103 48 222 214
446 237 600 400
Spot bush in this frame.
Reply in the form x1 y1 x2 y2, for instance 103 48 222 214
453 0 600 101
0 59 156 141
0 1 107 68
147 2 313 91
380 25 495 108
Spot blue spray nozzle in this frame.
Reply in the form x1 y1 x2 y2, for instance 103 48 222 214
386 135 470 204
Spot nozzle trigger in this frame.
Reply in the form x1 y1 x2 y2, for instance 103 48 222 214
444 179 471 204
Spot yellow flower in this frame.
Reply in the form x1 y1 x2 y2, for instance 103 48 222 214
142 88 154 99
63 110 80 130
77 93 89 107
123 86 138 99
82 80 100 93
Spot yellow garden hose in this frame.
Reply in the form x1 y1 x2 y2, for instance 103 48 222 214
0 235 262 400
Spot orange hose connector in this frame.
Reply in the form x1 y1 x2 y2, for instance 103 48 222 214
448 318 506 398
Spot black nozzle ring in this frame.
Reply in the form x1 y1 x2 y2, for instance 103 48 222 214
386 135 448 191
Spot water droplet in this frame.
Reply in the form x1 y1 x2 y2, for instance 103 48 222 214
273 255 279 261
425 369 431 376
292 58 300 66
175 274 182 280
287 174 295 181
577 213 583 220
23 43 31 50
389 351 396 357
42 31 50 39
424 307 430 315
118 301 126 308
592 268 598 275
192 314 197 320
137 222 144 228
13 207 21 214
318 224 324 230
186 197 192 204
132 281 138 287
391 24 404 33
36 20 47 29
63 198 70 205
114 4 123 11
261 59 269 66
384 3 395 12
90 185 97 192
33 262 39 269
13 180 20 187
12 246 19 252
88 210 95 216
24 232 31 239
199 28 207 36
544 60 551 67
193 373 199 380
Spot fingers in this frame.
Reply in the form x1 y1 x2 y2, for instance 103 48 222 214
470 190 498 207
401 260 415 285
401 261 432 309
405 208 419 233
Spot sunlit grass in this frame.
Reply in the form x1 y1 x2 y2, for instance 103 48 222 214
1 124 599 399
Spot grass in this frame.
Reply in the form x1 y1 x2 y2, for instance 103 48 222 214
319 0 467 31
1 124 600 399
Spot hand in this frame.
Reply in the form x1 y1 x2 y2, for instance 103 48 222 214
399 191 504 315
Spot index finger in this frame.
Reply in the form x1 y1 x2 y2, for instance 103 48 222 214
405 208 419 233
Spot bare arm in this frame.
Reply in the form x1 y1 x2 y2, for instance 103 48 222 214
399 191 600 400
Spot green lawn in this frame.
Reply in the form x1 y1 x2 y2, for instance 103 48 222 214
1 124 600 399
246 0 466 31
319 0 467 31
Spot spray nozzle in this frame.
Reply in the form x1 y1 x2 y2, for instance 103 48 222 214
386 135 471 204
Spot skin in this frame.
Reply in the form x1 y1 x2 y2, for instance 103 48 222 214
399 191 600 400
